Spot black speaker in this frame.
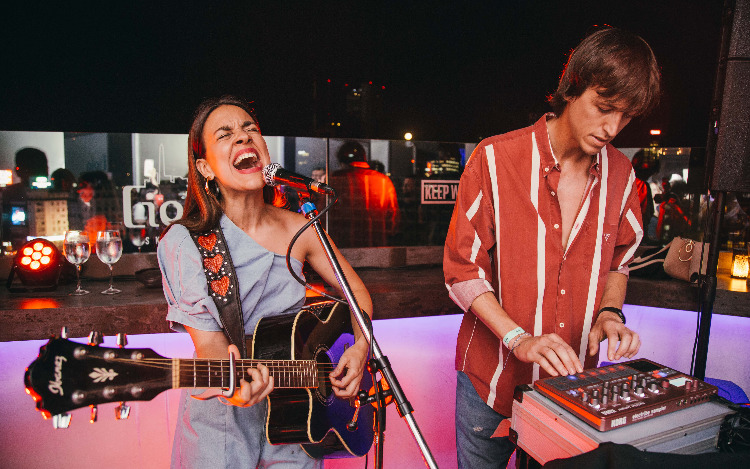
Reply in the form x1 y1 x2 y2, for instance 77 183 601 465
710 0 750 192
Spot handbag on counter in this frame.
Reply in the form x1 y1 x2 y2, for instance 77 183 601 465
663 237 708 282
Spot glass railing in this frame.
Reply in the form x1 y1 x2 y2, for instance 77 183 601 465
2 130 746 255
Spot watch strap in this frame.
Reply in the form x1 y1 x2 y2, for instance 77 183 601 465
598 306 626 325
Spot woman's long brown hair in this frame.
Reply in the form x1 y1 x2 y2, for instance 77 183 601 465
169 95 282 234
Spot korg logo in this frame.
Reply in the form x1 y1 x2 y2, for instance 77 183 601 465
611 416 627 428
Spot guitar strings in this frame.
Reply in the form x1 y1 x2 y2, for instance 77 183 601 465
105 358 341 380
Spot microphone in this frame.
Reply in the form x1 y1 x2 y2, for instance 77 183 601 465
262 163 335 195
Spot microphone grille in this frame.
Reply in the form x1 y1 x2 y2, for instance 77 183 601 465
262 163 281 186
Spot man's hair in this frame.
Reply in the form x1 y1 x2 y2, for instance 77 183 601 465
548 27 661 117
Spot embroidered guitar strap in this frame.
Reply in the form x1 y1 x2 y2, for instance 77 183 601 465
190 225 247 358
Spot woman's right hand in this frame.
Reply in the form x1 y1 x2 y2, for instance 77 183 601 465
511 333 583 377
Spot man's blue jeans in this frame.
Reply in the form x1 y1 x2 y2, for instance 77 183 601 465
455 371 516 468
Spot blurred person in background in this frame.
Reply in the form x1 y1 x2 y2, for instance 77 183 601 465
328 141 400 247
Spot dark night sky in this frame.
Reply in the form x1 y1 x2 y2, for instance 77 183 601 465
0 1 725 148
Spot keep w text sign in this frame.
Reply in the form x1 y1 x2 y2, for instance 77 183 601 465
421 180 459 205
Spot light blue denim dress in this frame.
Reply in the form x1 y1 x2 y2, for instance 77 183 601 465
158 215 321 469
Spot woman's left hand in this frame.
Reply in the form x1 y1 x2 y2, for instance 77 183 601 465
329 337 369 398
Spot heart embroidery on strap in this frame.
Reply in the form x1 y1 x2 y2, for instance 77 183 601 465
210 276 230 296
197 233 217 251
203 254 223 274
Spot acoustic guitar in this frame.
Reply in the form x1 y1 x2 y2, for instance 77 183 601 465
24 301 374 459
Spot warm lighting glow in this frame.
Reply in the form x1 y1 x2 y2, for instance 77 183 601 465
0 169 12 186
650 129 661 135
731 254 749 279
404 132 413 141
19 298 60 309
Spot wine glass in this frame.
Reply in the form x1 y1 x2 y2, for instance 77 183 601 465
96 230 123 294
128 227 148 253
63 230 91 296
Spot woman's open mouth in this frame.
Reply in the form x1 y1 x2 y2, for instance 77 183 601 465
233 149 260 171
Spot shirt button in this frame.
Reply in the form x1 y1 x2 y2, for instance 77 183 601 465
560 289 566 295
559 322 565 328
544 167 550 172
550 191 556 197
554 223 560 229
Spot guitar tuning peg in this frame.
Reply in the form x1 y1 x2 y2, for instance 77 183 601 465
60 326 69 339
89 405 98 423
88 331 104 346
115 402 131 420
116 333 128 348
52 413 72 429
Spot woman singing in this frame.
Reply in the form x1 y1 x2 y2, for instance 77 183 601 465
157 95 372 469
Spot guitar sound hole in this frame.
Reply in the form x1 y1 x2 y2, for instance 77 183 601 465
314 347 333 405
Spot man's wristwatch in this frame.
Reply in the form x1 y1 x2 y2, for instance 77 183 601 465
598 306 626 324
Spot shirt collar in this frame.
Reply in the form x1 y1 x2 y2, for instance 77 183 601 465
536 113 602 178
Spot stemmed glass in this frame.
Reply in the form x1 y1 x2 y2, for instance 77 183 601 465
63 230 91 296
128 228 147 253
96 230 123 295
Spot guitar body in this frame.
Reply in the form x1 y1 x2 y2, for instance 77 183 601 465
252 301 374 459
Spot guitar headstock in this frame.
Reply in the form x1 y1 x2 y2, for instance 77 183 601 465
24 336 171 418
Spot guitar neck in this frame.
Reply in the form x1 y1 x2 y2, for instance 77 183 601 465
173 358 319 390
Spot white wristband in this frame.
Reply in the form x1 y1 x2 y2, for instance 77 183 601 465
502 327 525 348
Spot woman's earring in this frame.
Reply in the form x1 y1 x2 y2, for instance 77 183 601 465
205 178 212 195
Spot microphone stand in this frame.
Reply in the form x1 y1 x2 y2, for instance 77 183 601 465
693 191 726 379
299 200 438 469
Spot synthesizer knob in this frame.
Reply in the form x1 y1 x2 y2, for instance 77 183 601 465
590 397 599 406
635 385 645 396
612 384 620 395
581 391 589 403
685 380 693 390
621 389 629 399
601 394 609 406
592 389 600 398
661 380 670 389
649 382 659 392
611 393 619 403
640 377 648 388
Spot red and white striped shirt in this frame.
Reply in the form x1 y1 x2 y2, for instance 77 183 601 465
443 115 643 417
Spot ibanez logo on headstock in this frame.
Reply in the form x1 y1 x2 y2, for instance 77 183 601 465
48 355 67 396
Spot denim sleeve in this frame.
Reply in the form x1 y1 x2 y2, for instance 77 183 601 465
157 225 223 333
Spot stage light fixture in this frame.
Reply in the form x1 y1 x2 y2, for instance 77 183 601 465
6 238 63 292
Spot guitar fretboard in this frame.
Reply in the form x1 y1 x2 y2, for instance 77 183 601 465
173 358 319 390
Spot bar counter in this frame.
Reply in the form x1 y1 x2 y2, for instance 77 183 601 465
1 247 747 342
